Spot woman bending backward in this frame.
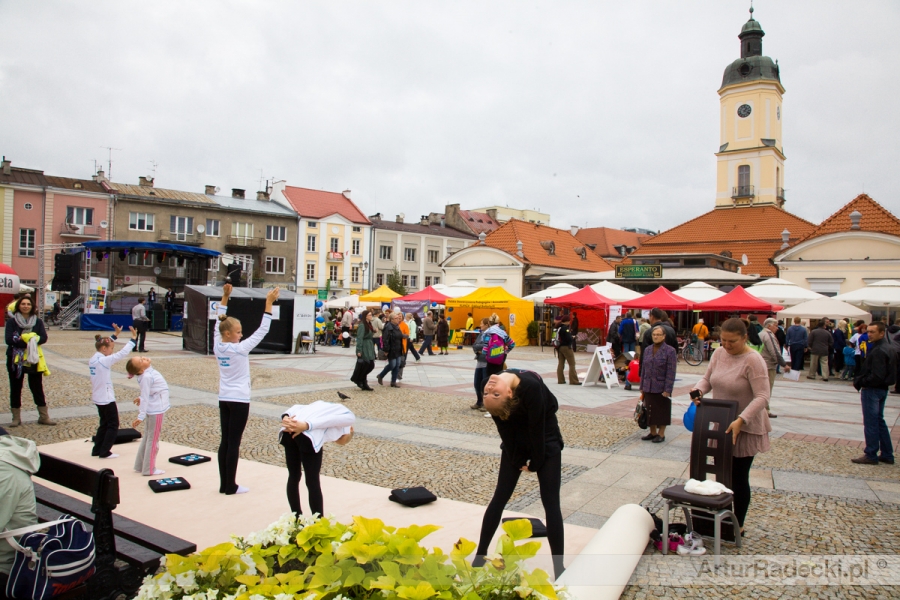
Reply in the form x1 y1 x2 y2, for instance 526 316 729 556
215 283 280 495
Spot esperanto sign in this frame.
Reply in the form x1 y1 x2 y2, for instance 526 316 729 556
615 265 662 279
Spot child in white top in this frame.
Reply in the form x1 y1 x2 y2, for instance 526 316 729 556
89 324 138 459
214 283 280 495
127 356 171 476
280 401 355 517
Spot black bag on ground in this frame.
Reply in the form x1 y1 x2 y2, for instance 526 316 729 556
501 517 547 537
148 477 191 493
389 486 437 507
168 453 212 466
91 428 141 444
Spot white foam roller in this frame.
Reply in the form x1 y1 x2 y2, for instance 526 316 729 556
556 503 654 599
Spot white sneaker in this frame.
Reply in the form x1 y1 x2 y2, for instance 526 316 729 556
101 453 119 459
236 485 250 494
152 469 165 476
677 532 706 556
484 412 492 418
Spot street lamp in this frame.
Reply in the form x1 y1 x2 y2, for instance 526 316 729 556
356 261 369 291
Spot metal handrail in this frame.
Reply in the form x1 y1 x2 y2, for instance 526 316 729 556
731 185 755 199
58 295 85 329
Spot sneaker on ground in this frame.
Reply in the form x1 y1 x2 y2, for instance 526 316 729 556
151 469 165 476
236 485 250 494
101 453 119 459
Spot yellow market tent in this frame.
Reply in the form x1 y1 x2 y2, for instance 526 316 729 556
359 285 402 304
445 287 534 346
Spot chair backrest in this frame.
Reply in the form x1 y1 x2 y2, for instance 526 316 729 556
689 399 739 489
35 453 120 511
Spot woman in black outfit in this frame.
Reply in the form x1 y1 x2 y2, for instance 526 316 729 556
474 369 565 578
6 295 54 426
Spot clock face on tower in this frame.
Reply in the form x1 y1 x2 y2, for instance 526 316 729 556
737 104 752 118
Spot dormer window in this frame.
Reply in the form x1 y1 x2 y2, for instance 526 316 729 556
539 240 555 255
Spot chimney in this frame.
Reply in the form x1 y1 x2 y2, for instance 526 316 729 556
368 212 382 221
485 208 498 221
94 170 106 182
205 185 216 195
780 228 791 249
256 190 270 201
1 157 10 176
849 210 862 230
570 225 579 236
342 190 352 200
232 188 245 199
420 215 429 226
478 232 486 245
396 214 404 224
138 176 154 187
440 216 445 228
516 240 524 258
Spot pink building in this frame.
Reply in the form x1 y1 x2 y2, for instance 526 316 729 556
1 158 113 289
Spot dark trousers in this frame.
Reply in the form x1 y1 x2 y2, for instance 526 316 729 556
377 357 401 384
218 401 250 494
341 326 351 347
732 455 755 527
407 342 421 361
789 344 805 371
861 388 893 462
419 335 434 356
351 359 375 386
485 361 504 379
92 403 120 458
473 366 487 407
281 431 324 516
133 321 148 351
7 355 46 409
475 447 565 578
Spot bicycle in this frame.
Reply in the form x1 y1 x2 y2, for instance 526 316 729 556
681 335 705 366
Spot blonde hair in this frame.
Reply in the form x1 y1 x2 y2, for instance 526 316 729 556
218 315 240 335
125 357 144 377
94 334 113 351
489 313 501 326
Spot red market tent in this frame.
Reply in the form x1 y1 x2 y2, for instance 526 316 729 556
545 286 617 310
693 286 784 313
396 286 451 304
621 286 694 311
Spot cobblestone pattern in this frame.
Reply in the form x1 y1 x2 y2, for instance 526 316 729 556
263 387 637 450
0 368 133 411
755 438 900 483
623 477 900 598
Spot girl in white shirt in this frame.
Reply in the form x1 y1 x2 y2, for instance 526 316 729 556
215 283 279 495
126 356 171 476
89 324 138 459
280 401 355 516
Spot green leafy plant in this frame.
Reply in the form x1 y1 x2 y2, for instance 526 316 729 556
525 321 539 340
136 513 568 600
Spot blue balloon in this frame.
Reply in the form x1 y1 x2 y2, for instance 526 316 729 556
316 315 325 323
431 302 437 307
315 300 323 308
683 402 697 432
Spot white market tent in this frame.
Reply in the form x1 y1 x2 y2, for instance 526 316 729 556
435 281 479 298
674 282 726 303
589 280 643 302
778 298 872 321
522 283 578 304
324 294 380 309
746 278 825 307
835 280 900 321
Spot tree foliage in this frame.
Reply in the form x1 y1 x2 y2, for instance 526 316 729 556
386 267 407 296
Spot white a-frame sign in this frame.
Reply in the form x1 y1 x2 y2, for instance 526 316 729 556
582 344 620 389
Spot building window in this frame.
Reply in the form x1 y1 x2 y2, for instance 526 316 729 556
330 237 339 252
329 265 338 282
128 252 153 267
379 245 392 260
427 249 439 264
233 254 252 270
351 239 361 256
232 222 253 240
129 212 155 231
266 225 287 242
306 262 316 281
307 235 317 252
66 206 93 225
23 203 32 210
170 216 194 241
401 275 409 286
433 276 440 285
425 276 431 287
376 273 384 286
404 248 416 262
409 275 417 288
208 256 220 271
18 229 35 257
737 165 750 188
307 221 318 228
205 219 220 237
352 226 361 232
265 256 285 274
351 266 360 283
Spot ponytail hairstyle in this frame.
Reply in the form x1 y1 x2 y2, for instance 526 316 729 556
94 334 113 351
489 313 501 326
218 314 240 336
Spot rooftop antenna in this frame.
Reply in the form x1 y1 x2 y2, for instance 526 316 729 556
100 146 121 180
749 0 754 18
149 160 158 180
90 159 99 174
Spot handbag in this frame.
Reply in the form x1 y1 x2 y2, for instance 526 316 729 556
634 400 648 430
2 516 96 600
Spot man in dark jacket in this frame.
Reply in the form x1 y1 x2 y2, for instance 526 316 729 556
889 319 900 395
618 312 639 353
807 321 833 381
832 321 847 375
418 311 436 356
785 317 808 371
376 312 405 387
555 315 579 385
852 322 898 465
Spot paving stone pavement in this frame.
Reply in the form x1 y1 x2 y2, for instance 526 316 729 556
5 330 900 597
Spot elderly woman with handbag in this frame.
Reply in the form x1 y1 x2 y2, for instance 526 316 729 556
6 296 54 427
639 325 676 443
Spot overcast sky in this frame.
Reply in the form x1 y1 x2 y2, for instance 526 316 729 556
2 1 898 233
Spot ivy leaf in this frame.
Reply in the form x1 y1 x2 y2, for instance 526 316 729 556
352 543 389 564
396 581 437 599
368 574 397 590
393 537 426 565
234 574 260 586
501 519 533 541
343 566 366 588
353 515 386 543
395 524 441 542
308 565 343 589
508 540 541 561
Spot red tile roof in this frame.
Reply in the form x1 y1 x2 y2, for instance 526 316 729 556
791 194 900 246
457 209 500 234
484 219 615 272
282 186 370 225
575 227 653 259
631 206 816 277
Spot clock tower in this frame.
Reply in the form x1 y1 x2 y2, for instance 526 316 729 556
715 7 786 209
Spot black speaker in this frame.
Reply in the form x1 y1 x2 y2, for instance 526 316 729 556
52 253 78 292
54 253 75 277
227 263 243 287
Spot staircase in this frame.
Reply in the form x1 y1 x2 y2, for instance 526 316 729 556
58 296 84 330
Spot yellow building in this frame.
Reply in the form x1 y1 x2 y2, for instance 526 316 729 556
469 206 550 226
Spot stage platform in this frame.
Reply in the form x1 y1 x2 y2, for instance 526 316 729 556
36 439 598 574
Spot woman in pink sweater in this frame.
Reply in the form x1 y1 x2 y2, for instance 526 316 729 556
690 318 771 534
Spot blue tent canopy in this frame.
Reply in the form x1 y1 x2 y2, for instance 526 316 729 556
81 240 221 258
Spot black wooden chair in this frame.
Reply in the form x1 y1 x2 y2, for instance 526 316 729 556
660 398 742 567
